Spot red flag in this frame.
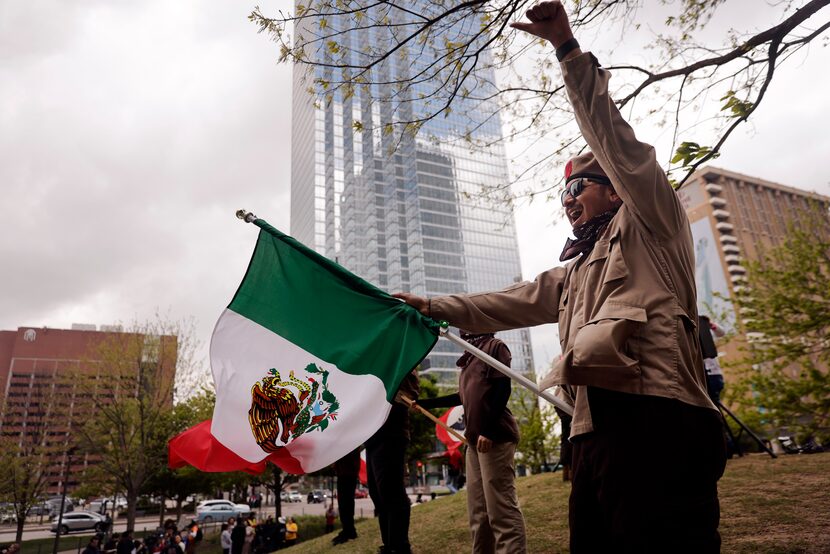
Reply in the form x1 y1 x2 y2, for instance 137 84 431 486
436 405 465 448
358 449 367 486
168 420 304 475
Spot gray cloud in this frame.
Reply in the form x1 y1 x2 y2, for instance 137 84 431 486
2 0 828 380
0 1 292 368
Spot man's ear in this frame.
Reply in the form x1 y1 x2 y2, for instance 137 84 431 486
609 187 622 207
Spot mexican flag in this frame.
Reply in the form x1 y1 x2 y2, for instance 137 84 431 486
169 218 439 474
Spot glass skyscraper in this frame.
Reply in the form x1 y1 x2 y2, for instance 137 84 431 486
290 5 534 381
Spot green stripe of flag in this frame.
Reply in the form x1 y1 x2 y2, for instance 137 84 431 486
228 219 439 399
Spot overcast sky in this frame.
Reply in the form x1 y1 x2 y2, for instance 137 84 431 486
3 1 829 385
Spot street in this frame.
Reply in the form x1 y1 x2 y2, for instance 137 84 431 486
0 498 384 543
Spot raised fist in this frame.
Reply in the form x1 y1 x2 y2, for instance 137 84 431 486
510 1 574 47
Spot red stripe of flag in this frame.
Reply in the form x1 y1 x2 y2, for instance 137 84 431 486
168 420 304 475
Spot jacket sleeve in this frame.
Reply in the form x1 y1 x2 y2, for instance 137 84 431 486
429 266 566 332
561 53 686 240
417 393 462 409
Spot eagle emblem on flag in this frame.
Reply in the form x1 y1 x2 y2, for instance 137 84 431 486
248 363 340 452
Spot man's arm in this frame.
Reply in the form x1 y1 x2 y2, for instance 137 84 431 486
394 265 566 333
512 1 686 239
416 393 462 409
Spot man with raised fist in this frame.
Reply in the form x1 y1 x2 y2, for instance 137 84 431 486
395 2 726 552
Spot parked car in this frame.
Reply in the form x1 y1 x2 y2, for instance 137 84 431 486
196 500 250 516
50 511 107 534
193 503 244 524
27 504 52 517
280 491 300 503
307 490 326 504
45 497 74 516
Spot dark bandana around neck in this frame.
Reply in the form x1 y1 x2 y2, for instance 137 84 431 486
559 209 618 262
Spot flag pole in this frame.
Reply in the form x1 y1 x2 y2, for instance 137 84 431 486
397 394 468 445
440 325 574 416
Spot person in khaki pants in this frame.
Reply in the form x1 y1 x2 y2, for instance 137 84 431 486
418 331 526 554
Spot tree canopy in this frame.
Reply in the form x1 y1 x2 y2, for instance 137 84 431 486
252 0 830 200
726 207 830 443
73 316 198 530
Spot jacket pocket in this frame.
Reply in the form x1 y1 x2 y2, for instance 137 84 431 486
585 233 628 285
604 228 627 283
572 303 647 371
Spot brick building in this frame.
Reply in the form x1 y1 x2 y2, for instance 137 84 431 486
679 166 830 362
0 325 177 494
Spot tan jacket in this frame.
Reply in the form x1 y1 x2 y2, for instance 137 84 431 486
430 53 716 438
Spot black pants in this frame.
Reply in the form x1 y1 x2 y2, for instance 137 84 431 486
335 448 361 536
555 406 573 467
336 471 358 535
366 412 411 553
569 388 726 554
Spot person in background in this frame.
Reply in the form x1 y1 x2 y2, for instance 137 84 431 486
284 517 298 547
698 315 727 405
332 448 361 545
230 518 246 554
366 370 419 554
220 523 232 554
417 331 526 554
82 537 101 554
104 533 119 554
242 517 255 554
325 502 337 533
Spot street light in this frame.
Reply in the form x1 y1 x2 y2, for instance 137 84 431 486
52 446 78 554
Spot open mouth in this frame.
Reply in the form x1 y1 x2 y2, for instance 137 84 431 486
567 207 583 221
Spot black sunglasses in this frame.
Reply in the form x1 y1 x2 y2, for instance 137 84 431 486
559 177 611 206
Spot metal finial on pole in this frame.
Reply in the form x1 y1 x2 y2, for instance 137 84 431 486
236 209 258 223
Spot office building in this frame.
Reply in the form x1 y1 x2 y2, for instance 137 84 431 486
680 166 830 326
0 325 177 494
290 6 534 381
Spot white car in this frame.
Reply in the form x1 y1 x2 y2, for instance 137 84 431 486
51 511 107 534
196 500 250 514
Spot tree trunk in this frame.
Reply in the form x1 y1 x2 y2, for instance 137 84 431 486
273 466 283 518
159 495 167 527
126 489 138 531
175 497 184 521
15 515 25 543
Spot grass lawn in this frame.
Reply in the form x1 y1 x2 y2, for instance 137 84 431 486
283 452 830 553
15 533 96 554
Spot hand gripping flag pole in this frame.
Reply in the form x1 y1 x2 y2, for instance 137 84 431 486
440 324 574 416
